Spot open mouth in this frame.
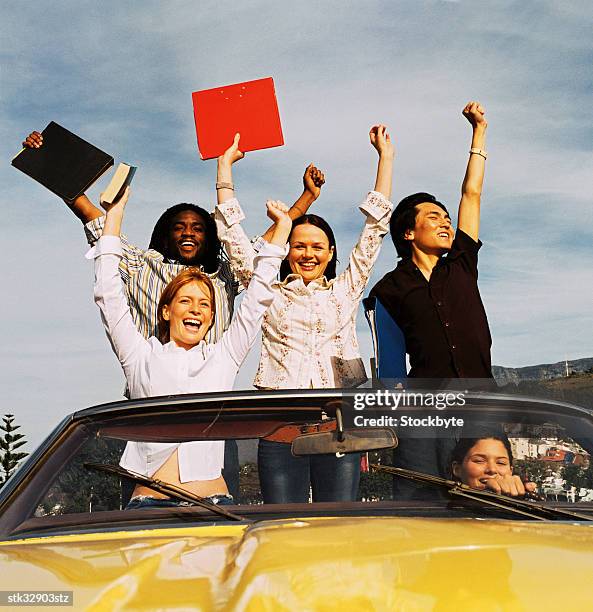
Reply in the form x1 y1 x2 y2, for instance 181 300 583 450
179 240 197 248
183 319 202 331
298 262 317 272
437 232 451 239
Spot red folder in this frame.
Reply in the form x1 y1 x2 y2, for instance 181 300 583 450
192 77 284 160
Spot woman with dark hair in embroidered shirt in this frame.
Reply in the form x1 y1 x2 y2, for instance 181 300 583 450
213 127 394 503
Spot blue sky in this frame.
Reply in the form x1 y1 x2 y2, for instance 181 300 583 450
1 0 592 450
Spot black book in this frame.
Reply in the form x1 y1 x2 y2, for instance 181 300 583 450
12 121 114 202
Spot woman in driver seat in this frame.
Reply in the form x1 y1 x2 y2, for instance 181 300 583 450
451 430 537 497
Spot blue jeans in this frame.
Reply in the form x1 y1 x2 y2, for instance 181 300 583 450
222 439 240 500
258 439 361 503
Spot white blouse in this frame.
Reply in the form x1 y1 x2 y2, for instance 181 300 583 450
91 235 284 481
214 192 393 389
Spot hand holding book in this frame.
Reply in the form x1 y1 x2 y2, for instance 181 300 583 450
101 185 130 213
22 131 43 149
19 127 136 223
13 122 114 202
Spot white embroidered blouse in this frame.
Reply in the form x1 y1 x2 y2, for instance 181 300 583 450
91 235 284 481
214 192 393 389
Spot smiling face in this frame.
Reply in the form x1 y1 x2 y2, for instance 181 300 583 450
287 223 335 284
452 438 513 490
161 281 213 350
405 203 454 255
166 210 208 264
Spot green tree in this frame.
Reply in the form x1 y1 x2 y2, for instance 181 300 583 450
514 458 548 486
39 437 125 515
562 463 586 490
238 462 263 505
359 449 394 501
0 414 28 487
579 463 593 489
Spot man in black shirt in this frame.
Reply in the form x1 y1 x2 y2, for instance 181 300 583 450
371 101 492 380
370 102 492 496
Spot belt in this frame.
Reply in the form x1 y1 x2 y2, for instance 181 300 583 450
263 420 337 444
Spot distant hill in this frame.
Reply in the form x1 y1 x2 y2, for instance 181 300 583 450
493 357 593 385
493 357 593 409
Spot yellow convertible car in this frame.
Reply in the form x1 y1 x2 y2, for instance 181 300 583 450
1 389 593 610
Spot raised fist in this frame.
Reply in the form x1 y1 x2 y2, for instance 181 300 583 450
369 124 394 158
462 101 487 128
303 164 325 199
266 199 291 225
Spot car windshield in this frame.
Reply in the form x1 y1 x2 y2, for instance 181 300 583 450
2 387 593 539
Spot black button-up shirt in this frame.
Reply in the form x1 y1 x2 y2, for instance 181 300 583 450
370 230 492 378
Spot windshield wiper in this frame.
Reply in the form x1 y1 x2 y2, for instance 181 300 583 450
85 462 247 522
371 464 593 522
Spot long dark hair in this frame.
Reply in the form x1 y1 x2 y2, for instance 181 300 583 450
148 203 222 273
279 214 338 281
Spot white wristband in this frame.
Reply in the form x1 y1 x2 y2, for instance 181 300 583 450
469 148 488 159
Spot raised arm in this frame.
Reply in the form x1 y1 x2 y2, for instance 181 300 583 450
458 102 488 241
102 186 129 237
214 135 257 288
219 201 291 367
265 200 293 247
216 133 245 206
369 124 394 200
22 131 103 223
339 125 394 299
92 187 148 370
260 163 325 242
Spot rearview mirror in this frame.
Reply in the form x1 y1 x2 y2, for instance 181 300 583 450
291 427 398 456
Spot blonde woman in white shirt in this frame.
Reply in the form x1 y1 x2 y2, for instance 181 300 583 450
91 187 292 509
214 127 394 503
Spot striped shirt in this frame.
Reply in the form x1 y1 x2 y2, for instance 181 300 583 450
85 216 238 342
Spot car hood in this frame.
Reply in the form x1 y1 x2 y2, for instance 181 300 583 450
2 516 593 610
